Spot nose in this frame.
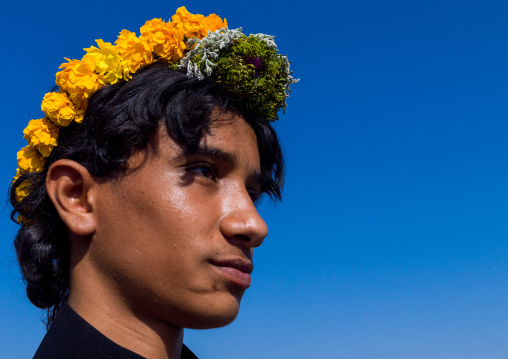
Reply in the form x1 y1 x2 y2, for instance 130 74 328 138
219 191 269 248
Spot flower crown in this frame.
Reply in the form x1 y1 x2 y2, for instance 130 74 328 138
13 7 297 204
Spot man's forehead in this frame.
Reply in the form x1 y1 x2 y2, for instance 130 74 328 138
203 119 257 148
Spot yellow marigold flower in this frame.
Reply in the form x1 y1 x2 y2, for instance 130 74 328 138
12 169 31 206
74 108 85 124
12 169 20 184
56 55 105 109
17 145 46 173
41 92 80 127
17 214 30 224
15 178 31 202
140 19 186 61
23 118 59 157
203 14 227 33
172 6 208 40
115 30 153 76
84 39 128 84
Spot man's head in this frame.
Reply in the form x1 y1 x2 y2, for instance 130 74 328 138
11 9 296 334
11 63 284 327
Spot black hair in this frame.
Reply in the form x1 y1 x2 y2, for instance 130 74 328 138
9 62 284 327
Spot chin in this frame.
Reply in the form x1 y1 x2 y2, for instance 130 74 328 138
187 311 239 329
183 291 244 329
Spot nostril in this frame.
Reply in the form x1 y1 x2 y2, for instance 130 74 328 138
236 234 250 242
225 234 255 249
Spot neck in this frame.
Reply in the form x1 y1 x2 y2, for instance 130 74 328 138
68 261 185 359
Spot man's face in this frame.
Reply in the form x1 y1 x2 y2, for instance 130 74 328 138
87 114 268 329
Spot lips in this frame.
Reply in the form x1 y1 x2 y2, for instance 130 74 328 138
210 258 253 288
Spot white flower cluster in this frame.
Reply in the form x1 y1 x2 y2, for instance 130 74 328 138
179 27 299 114
251 33 277 49
281 54 299 108
180 27 245 80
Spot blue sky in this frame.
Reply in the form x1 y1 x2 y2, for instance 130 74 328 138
2 1 508 358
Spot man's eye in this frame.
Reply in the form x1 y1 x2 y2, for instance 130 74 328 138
249 190 263 205
188 164 217 180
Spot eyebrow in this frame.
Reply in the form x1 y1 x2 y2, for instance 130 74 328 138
181 146 266 190
190 146 238 166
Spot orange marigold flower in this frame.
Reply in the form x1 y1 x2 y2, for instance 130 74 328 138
17 145 46 173
56 55 105 109
115 30 153 76
41 92 80 127
140 18 186 61
23 118 59 157
172 6 208 40
84 39 128 84
203 13 227 33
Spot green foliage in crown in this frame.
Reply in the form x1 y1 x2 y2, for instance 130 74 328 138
181 28 298 121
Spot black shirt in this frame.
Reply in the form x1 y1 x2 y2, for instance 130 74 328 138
33 303 198 359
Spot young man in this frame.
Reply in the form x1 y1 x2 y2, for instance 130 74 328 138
10 8 296 359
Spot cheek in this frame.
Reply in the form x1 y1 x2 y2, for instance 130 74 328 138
92 175 220 281
90 171 245 327
156 169 223 219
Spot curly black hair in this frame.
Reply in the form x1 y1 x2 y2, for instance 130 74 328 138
9 62 285 328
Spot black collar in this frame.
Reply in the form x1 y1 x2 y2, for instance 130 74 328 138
33 303 198 359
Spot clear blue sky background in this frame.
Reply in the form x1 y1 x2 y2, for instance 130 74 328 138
2 1 508 358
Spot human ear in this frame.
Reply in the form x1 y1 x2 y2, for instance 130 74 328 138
46 159 97 236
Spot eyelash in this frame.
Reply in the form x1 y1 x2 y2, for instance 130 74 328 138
187 163 218 181
249 191 263 205
186 162 263 204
